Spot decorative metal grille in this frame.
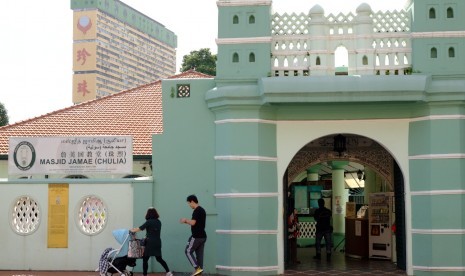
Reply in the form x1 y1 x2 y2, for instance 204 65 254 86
177 84 190 98
77 195 107 235
11 196 40 235
299 221 316 239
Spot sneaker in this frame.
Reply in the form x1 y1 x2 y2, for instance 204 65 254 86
192 267 203 276
166 272 174 276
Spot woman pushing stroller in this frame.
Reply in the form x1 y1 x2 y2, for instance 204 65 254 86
131 207 173 276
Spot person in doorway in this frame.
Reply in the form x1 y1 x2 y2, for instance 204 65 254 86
180 195 207 276
288 208 301 265
313 198 332 260
131 207 173 276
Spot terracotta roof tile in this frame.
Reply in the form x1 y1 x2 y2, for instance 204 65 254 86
0 70 212 156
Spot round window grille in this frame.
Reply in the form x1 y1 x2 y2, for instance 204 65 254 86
11 196 40 235
77 195 107 235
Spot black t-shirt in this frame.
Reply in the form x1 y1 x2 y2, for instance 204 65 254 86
314 207 332 232
191 206 207 238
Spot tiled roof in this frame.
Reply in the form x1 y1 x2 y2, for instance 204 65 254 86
0 70 213 156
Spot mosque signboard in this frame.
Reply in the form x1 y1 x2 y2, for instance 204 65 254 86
8 136 132 175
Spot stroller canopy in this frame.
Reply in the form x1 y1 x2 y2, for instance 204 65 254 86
112 229 130 257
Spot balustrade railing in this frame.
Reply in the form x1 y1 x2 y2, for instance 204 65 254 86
270 8 412 76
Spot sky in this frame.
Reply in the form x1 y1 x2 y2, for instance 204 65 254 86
0 0 407 125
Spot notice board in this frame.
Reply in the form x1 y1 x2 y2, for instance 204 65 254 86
47 184 69 248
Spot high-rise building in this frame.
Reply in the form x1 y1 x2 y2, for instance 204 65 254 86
71 0 177 103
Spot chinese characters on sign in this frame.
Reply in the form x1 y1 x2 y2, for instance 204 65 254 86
77 80 90 97
8 136 133 175
77 48 91 65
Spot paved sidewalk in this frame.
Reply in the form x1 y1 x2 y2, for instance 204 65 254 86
0 272 216 276
0 272 173 276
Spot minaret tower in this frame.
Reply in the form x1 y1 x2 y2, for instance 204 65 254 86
216 0 273 84
410 0 465 75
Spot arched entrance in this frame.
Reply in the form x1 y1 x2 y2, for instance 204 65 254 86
283 134 406 274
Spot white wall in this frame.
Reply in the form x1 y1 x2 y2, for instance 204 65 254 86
275 118 412 274
0 182 134 270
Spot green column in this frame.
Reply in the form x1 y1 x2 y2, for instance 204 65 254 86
409 103 465 275
330 161 349 234
306 165 321 181
214 106 278 275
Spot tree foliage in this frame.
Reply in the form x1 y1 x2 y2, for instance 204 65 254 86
0 102 9 126
180 48 216 76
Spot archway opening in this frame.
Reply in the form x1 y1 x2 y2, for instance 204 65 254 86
334 46 349 76
283 134 406 274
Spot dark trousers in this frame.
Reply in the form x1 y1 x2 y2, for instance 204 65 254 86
315 230 332 254
289 238 298 264
142 255 170 275
185 236 207 269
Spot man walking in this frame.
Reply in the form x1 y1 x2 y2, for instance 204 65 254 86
180 195 207 275
313 198 332 260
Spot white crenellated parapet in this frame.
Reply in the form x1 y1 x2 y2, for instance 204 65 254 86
271 3 412 77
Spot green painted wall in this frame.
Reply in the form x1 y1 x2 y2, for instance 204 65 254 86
412 1 465 32
409 119 465 155
151 0 465 274
215 122 277 156
213 105 279 275
217 43 272 80
217 3 272 81
409 103 465 275
217 5 271 39
412 38 465 75
152 78 217 273
411 0 465 75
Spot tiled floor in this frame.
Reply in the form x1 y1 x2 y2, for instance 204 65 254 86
284 247 407 275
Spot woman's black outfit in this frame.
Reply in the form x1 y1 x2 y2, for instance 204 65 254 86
138 218 170 275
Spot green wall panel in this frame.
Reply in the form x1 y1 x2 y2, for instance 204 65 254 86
411 194 465 229
409 119 465 155
217 43 272 79
218 6 271 38
275 102 425 121
216 160 278 193
152 79 218 273
409 159 465 191
216 234 277 266
413 234 465 267
216 122 277 156
412 38 465 75
216 197 278 230
412 1 465 32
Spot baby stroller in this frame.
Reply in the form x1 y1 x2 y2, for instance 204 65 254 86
98 229 137 276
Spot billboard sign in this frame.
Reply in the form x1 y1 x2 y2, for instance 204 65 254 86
9 136 132 176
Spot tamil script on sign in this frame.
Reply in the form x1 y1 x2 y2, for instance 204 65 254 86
8 136 133 176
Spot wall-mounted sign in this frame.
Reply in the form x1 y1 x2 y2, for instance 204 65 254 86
48 184 69 248
9 136 132 175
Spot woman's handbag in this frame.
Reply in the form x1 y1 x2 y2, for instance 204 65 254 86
128 232 145 258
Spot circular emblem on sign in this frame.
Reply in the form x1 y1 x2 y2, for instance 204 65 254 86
13 141 36 171
77 15 92 34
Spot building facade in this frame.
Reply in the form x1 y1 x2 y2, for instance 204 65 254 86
152 0 465 275
0 0 464 275
71 0 177 103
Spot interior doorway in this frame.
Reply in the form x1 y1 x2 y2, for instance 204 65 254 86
283 134 406 274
